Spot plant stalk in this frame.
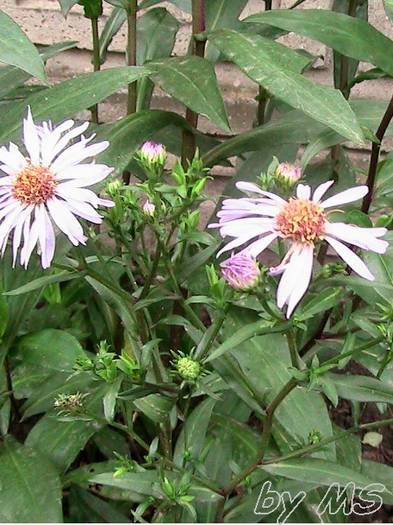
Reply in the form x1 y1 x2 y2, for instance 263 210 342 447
256 0 272 126
90 17 101 123
223 378 298 496
264 416 393 465
362 94 393 213
126 0 138 115
181 0 206 167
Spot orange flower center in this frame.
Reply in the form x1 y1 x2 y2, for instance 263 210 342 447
275 198 326 244
13 164 56 205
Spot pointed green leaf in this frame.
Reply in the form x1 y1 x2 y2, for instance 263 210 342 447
150 56 231 132
245 9 393 78
0 10 46 82
0 66 150 142
0 439 62 522
208 29 365 144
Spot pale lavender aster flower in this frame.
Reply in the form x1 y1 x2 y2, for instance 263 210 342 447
210 180 388 317
0 108 114 269
221 253 260 290
275 162 301 185
140 141 166 164
142 199 155 217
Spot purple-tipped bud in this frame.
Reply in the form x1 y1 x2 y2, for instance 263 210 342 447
142 199 155 217
275 163 301 185
220 253 260 291
140 141 167 165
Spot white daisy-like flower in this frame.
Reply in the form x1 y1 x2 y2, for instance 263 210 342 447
0 108 114 269
210 180 388 318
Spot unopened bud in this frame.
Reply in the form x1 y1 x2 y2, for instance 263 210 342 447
275 162 301 186
176 356 201 382
142 199 155 217
220 253 260 291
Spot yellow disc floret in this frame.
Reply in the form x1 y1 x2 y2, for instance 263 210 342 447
275 198 326 244
13 164 56 205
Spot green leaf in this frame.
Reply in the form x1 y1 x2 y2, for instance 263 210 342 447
361 459 393 504
150 56 231 132
0 438 62 522
25 386 106 472
208 29 364 144
0 41 77 100
99 7 127 64
298 288 343 321
134 393 174 423
302 99 393 168
328 373 393 403
0 293 8 339
4 270 79 296
205 0 248 62
332 0 368 94
245 9 393 78
136 8 180 110
202 110 327 167
1 254 43 347
58 0 80 17
97 110 189 174
90 471 162 501
205 320 291 362
68 487 130 522
220 311 335 459
0 66 150 143
335 424 361 473
261 458 387 490
103 377 122 422
174 397 216 466
11 328 89 417
0 10 46 82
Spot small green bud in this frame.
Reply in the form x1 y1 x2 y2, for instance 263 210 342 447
176 356 201 382
308 429 322 445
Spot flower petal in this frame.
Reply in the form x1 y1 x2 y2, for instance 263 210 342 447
236 182 286 204
240 232 278 258
325 222 388 254
276 245 303 309
23 107 40 165
321 186 368 208
325 236 374 280
296 184 311 200
36 205 55 268
46 197 87 245
286 245 314 317
312 180 335 203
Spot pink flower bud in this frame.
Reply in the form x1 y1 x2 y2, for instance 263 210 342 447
142 199 155 216
275 163 301 185
220 253 260 291
140 141 167 165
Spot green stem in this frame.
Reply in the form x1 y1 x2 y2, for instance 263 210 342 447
264 416 393 465
289 0 308 8
303 336 384 367
286 330 300 369
90 17 101 123
126 0 138 115
140 240 162 300
194 308 227 360
166 260 205 331
222 378 298 496
181 0 206 166
362 93 393 213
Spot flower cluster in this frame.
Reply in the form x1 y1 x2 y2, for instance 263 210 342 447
211 180 388 317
